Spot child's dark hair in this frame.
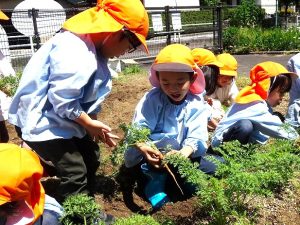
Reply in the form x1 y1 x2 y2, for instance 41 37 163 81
202 65 220 96
269 73 292 94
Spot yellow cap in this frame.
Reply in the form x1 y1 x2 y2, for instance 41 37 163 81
192 48 223 67
63 0 149 53
0 144 45 223
235 61 295 104
217 53 238 77
0 10 9 20
149 44 205 94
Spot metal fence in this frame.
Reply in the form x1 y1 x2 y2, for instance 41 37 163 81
0 5 222 72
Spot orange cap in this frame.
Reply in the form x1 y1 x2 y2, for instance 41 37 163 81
0 10 9 20
217 53 238 77
192 48 223 67
63 0 149 53
0 144 45 223
235 61 295 104
149 44 205 94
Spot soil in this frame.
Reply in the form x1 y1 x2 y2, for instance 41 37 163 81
6 71 300 224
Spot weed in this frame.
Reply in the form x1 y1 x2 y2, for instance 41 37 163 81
60 194 104 225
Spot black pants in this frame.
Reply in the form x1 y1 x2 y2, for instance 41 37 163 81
15 126 100 203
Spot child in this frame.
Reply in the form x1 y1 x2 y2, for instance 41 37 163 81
0 143 63 225
191 48 224 130
124 44 223 209
211 61 299 148
207 53 239 120
286 53 300 128
8 0 149 203
0 10 16 143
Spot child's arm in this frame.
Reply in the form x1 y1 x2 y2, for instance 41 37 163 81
75 112 119 147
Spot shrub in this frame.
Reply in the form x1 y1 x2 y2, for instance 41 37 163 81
228 0 265 27
223 27 300 53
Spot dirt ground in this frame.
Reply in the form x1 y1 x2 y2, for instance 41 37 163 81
6 69 300 224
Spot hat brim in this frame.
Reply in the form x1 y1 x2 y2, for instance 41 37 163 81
135 32 149 54
219 69 237 77
0 10 9 20
207 61 224 68
152 63 194 73
63 7 149 54
149 63 205 94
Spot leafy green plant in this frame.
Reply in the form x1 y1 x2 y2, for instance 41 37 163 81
112 123 184 195
122 65 142 75
60 194 104 225
0 73 21 96
114 214 160 225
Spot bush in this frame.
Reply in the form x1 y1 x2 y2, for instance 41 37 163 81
223 27 300 53
228 0 265 27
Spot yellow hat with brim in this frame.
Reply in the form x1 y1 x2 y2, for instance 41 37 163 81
149 44 206 94
217 53 238 77
0 144 45 223
0 10 9 20
192 48 224 68
63 0 149 53
235 61 296 104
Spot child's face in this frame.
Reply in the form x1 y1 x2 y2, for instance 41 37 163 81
99 30 132 58
217 75 233 87
158 71 192 103
267 87 285 107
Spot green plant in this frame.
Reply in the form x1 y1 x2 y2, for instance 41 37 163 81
228 0 265 27
114 214 160 225
0 73 21 96
60 194 104 225
122 64 142 75
112 123 184 194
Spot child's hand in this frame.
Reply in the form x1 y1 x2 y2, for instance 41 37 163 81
206 97 213 106
166 146 193 158
136 143 163 168
75 113 120 147
87 120 120 147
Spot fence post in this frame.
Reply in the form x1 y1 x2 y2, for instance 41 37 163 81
31 8 41 50
216 3 223 53
165 5 171 45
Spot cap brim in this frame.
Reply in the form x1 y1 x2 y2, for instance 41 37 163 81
135 33 149 54
0 10 9 20
63 8 123 34
208 61 224 68
219 69 237 76
152 63 194 73
5 200 35 225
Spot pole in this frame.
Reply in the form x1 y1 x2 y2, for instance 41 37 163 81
275 0 278 27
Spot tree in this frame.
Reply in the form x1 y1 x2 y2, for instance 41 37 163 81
228 0 265 27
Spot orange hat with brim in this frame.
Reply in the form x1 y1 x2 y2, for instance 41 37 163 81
149 44 206 94
63 0 149 53
0 10 9 20
217 53 238 77
235 61 296 104
0 144 45 224
192 48 223 68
